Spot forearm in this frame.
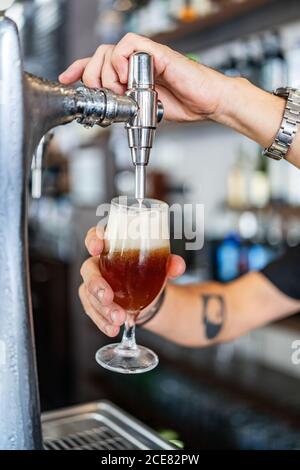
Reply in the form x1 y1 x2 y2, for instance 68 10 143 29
214 77 300 169
145 272 300 348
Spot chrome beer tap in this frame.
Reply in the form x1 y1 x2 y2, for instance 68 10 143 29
126 52 163 201
0 2 162 450
29 53 162 201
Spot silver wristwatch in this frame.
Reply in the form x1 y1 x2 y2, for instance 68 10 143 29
263 87 300 161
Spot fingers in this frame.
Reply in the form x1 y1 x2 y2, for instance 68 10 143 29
167 255 186 280
59 58 90 84
85 226 104 256
80 256 114 306
101 47 126 94
80 44 125 91
85 286 125 325
79 284 121 337
60 45 116 88
82 45 112 88
59 34 171 97
79 253 126 337
111 33 170 84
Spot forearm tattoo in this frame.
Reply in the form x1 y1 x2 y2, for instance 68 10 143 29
201 294 226 340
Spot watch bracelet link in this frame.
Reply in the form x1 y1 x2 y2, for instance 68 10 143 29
263 88 300 161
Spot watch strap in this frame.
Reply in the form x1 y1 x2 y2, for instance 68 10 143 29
263 88 300 161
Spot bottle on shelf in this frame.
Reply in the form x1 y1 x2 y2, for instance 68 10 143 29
245 36 264 87
261 31 287 91
178 0 199 22
249 150 271 209
126 0 173 35
216 232 242 282
227 145 251 209
221 41 252 80
173 0 214 22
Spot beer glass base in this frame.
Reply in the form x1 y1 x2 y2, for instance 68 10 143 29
95 343 159 374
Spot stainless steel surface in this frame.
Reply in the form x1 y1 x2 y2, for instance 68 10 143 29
42 400 174 451
31 138 44 199
0 14 43 450
76 86 137 128
126 52 163 200
263 87 300 161
135 165 146 202
31 133 53 199
24 73 138 152
128 51 154 89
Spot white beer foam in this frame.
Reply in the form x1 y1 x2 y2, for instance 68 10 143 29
104 202 170 252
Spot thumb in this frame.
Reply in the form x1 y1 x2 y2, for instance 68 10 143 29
167 255 186 280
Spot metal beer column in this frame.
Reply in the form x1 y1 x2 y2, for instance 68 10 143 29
0 4 162 449
0 8 43 450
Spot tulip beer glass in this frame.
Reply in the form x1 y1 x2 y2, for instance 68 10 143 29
95 197 170 374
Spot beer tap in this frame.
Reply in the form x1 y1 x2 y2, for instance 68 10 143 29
126 52 163 201
27 52 162 201
0 2 163 450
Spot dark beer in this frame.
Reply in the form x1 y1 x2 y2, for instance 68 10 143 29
99 246 170 313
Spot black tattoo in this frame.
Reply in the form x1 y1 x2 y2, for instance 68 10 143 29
201 294 226 340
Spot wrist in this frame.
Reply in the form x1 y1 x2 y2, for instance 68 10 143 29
136 289 166 327
212 76 251 126
213 76 286 148
208 74 240 124
142 283 176 333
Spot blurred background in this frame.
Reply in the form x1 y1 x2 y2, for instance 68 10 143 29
6 0 300 449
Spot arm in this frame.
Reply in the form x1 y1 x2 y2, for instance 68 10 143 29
59 33 300 168
218 78 300 169
79 228 300 346
146 272 300 348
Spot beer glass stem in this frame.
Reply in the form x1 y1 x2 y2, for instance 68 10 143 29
118 317 138 354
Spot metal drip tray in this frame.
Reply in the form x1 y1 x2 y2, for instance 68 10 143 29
42 400 174 450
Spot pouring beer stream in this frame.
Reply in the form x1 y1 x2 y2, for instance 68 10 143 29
0 1 163 450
